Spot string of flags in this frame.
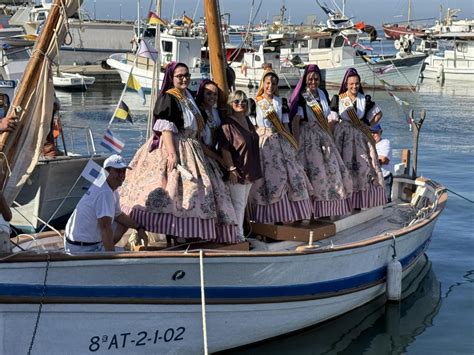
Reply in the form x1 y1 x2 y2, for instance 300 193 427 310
100 129 125 154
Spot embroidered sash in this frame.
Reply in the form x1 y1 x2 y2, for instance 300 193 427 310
302 90 331 135
256 96 299 149
339 92 376 145
167 88 205 135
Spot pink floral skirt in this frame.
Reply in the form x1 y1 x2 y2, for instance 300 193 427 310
120 131 233 241
333 121 386 208
250 127 313 223
298 121 352 217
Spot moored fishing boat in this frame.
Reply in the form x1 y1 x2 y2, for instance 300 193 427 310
0 0 447 354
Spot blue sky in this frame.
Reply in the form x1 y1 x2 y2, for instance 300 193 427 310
83 0 473 26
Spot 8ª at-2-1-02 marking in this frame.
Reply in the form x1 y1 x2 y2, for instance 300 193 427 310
89 327 186 352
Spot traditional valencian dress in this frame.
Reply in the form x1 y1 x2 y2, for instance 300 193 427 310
330 92 386 208
296 88 352 217
250 95 313 223
120 88 232 241
200 106 238 243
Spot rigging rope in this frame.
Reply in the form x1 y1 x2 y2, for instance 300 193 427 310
27 253 50 355
199 250 209 355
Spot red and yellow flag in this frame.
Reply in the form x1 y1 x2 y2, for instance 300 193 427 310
148 11 167 26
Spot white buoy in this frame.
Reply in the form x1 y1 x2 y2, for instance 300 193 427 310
387 256 402 302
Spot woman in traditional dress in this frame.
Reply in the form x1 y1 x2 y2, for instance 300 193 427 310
194 79 238 243
218 90 262 241
329 68 386 208
289 64 352 217
119 62 223 242
250 70 313 223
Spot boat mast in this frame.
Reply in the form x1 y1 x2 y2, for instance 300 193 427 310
407 0 411 25
203 0 229 110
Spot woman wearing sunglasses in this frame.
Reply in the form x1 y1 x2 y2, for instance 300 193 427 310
120 62 224 244
250 69 313 224
194 79 238 243
289 65 352 218
218 90 262 241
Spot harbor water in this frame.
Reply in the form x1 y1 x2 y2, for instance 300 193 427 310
56 77 473 354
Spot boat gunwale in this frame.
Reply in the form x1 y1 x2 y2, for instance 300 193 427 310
1 179 447 263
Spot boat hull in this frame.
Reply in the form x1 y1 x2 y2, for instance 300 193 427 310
383 24 426 40
319 54 427 90
422 55 474 82
0 214 439 353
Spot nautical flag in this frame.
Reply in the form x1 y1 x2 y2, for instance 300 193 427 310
127 73 146 104
100 129 125 153
374 64 396 75
136 39 158 61
81 159 108 187
114 101 133 124
379 79 394 91
148 11 167 26
388 91 410 106
183 15 193 25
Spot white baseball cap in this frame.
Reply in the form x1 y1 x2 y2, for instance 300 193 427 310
103 154 131 170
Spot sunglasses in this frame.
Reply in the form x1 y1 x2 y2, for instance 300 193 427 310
232 99 247 105
174 73 191 80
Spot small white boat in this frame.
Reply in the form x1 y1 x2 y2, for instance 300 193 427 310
52 72 95 91
422 32 474 83
106 32 206 91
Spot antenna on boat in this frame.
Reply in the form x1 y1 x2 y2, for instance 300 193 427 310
409 109 426 178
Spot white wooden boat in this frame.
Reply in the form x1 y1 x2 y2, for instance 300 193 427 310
53 72 95 91
280 29 427 90
422 32 474 83
0 1 447 354
0 175 447 354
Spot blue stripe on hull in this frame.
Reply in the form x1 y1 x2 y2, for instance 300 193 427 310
0 239 430 302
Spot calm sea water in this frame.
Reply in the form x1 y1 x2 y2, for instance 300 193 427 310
57 76 474 354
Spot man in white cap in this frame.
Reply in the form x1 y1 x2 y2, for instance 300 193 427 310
371 124 393 202
64 154 148 252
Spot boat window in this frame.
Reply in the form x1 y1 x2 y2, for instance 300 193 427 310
318 38 332 49
37 12 47 22
334 36 345 48
162 41 173 53
254 55 261 62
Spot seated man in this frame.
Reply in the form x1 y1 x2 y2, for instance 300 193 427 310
371 124 393 202
64 154 148 252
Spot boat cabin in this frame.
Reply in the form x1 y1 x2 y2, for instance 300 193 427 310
306 30 360 69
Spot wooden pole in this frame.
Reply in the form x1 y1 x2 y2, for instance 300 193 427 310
0 0 82 188
203 0 229 111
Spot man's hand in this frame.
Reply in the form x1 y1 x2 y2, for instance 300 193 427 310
137 229 149 247
0 115 18 133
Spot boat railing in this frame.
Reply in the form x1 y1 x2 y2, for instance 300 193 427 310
60 124 98 157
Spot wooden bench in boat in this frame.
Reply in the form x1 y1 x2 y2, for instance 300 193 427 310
250 206 385 242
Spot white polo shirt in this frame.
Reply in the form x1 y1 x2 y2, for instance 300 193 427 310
65 182 121 243
376 138 393 178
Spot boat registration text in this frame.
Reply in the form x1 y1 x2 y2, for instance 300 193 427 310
88 327 186 352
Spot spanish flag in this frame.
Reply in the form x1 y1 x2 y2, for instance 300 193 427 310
148 11 167 26
114 101 132 124
127 73 146 104
183 15 193 25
